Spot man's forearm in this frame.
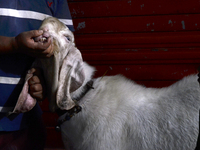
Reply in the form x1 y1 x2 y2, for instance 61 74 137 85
0 30 53 57
0 36 15 54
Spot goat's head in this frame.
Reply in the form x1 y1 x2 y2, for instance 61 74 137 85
35 17 75 57
13 17 85 114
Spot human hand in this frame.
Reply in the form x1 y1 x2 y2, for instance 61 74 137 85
28 68 46 101
13 30 53 58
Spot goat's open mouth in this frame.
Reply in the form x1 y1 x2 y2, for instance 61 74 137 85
34 31 50 43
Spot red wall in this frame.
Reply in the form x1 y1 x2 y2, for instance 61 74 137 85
43 0 200 149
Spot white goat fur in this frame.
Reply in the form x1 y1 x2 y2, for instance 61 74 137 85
40 17 200 150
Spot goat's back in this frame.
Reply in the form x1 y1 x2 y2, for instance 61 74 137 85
61 74 200 150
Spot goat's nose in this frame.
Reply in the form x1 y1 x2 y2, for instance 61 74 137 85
43 31 50 38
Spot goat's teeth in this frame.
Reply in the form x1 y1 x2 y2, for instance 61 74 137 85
39 37 47 42
42 37 47 41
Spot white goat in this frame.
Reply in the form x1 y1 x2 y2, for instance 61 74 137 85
15 17 200 150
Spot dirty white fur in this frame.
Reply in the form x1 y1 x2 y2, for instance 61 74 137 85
40 17 200 150
61 63 200 150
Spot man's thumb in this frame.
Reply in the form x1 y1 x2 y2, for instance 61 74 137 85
31 30 44 38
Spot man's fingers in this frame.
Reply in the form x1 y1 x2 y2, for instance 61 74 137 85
34 37 52 51
43 43 54 57
29 82 44 101
29 90 43 101
28 31 53 57
29 83 43 92
28 68 46 101
29 83 45 101
28 69 42 85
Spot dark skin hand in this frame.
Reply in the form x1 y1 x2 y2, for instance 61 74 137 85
0 30 53 101
28 68 46 101
14 30 53 58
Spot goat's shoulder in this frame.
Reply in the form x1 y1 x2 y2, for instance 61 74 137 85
94 74 142 89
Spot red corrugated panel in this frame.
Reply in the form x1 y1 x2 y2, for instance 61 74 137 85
82 48 200 62
73 14 200 33
75 32 200 49
69 0 200 18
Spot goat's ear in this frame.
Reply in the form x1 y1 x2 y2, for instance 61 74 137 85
9 71 37 115
56 47 85 110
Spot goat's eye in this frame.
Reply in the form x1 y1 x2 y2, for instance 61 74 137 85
65 36 71 41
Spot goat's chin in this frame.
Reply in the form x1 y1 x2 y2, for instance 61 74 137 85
71 62 95 100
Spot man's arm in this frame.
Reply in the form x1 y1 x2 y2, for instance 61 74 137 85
0 30 53 58
0 36 16 54
0 30 54 101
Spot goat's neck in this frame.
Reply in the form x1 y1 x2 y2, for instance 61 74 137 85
70 62 95 101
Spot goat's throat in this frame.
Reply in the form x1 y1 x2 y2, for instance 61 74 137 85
55 80 94 132
72 80 94 102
